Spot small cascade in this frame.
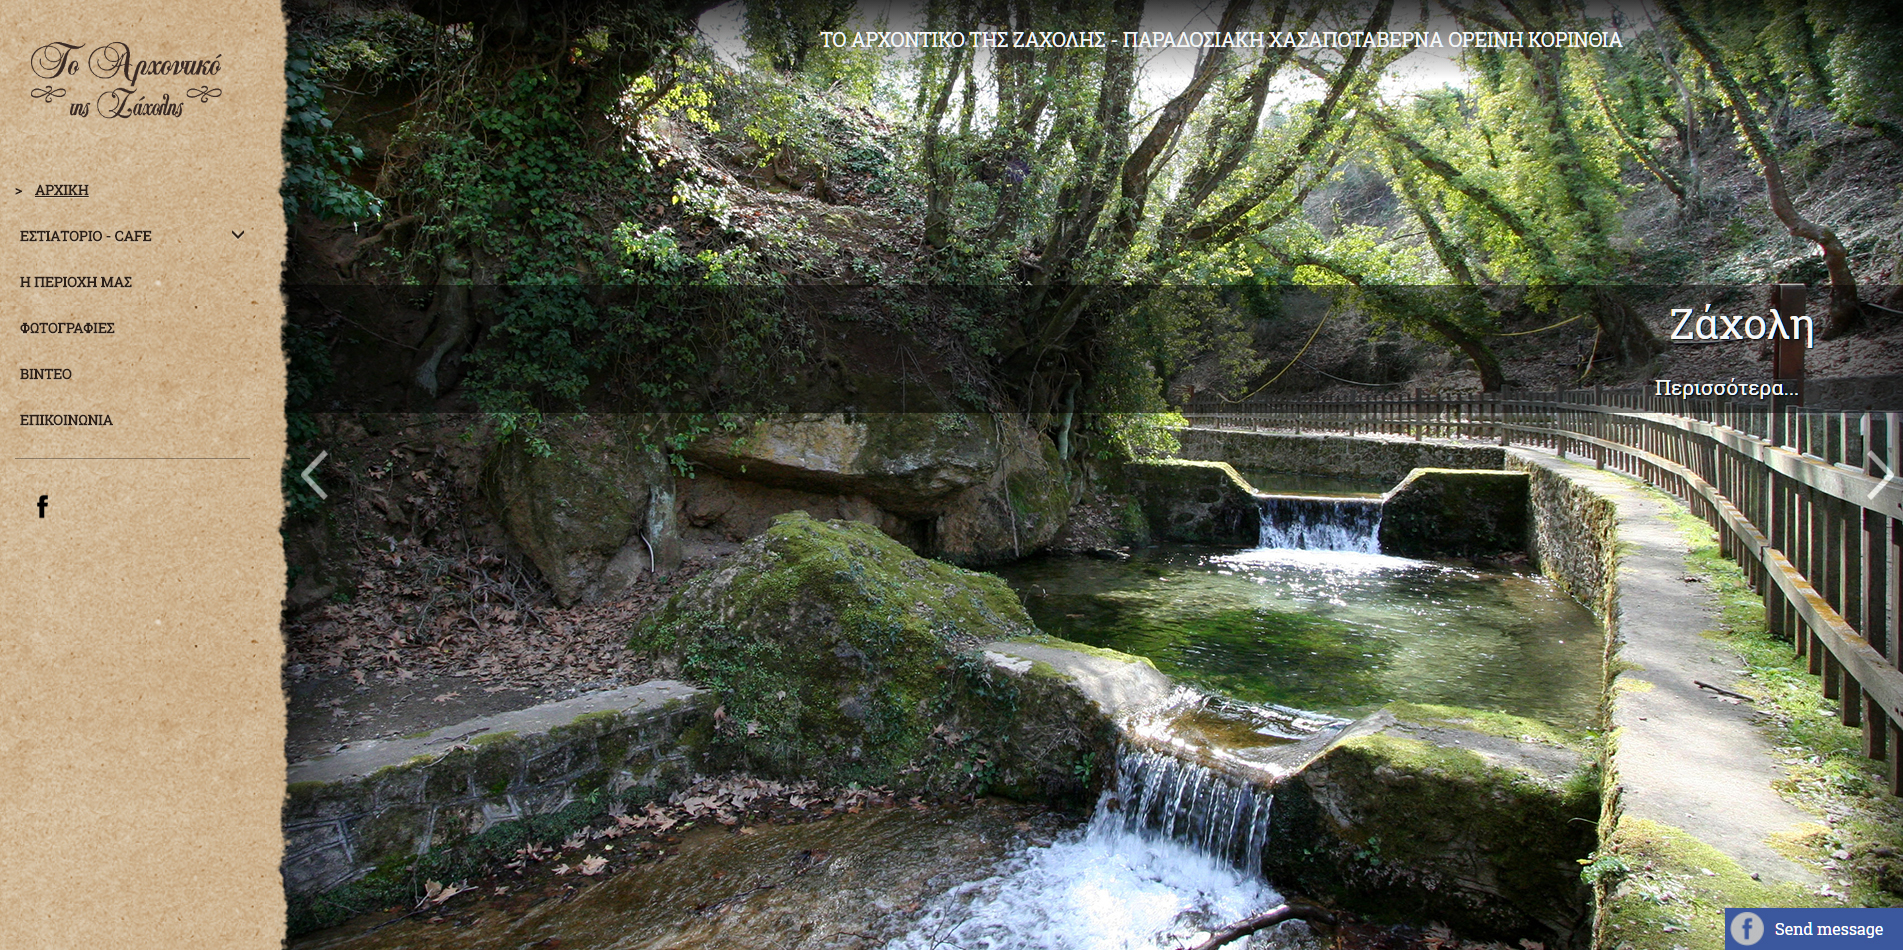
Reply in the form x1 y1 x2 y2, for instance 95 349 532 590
1114 745 1276 877
1256 494 1382 552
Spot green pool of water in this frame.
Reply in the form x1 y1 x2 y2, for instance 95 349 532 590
995 545 1605 730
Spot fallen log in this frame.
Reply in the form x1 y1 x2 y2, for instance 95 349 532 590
1178 901 1338 950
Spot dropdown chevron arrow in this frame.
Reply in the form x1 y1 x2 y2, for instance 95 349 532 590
232 230 244 238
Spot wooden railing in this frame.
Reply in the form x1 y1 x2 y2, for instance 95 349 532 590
1186 390 1903 795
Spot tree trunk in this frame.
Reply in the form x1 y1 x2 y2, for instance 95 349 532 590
1663 0 1862 338
920 42 968 250
1108 0 1251 249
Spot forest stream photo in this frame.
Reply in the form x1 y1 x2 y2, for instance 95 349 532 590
277 1 1903 948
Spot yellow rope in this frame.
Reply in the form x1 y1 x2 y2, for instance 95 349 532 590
1218 311 1332 403
1488 311 1589 337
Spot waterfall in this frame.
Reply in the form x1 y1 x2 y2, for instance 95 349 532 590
1113 745 1276 877
1256 495 1382 553
882 745 1282 950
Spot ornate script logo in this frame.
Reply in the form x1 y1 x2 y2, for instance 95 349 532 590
28 40 224 119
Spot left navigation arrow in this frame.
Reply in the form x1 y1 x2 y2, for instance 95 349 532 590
301 451 328 500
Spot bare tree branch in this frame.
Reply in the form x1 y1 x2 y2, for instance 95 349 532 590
1176 901 1338 950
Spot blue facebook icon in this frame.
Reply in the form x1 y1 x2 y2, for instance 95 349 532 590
1731 912 1765 946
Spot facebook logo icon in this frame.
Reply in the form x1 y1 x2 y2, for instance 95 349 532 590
1730 912 1765 946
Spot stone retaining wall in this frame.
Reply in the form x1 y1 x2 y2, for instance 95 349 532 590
1502 452 1620 620
282 682 705 899
1122 459 1261 545
1378 469 1530 559
1172 433 1616 603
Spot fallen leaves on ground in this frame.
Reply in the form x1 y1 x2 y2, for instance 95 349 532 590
418 880 472 907
284 430 706 718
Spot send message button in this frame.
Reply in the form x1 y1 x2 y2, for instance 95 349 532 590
1726 909 1896 948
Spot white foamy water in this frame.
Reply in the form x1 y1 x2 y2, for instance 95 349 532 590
1255 495 1383 553
882 803 1278 950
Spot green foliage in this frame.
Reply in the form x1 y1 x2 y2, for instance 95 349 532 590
354 54 804 416
624 55 723 133
742 0 855 74
1817 6 1903 138
488 410 553 458
1097 413 1188 462
1578 849 1631 886
281 41 382 223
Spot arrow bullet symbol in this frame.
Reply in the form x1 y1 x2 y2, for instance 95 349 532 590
302 450 328 500
1868 450 1899 507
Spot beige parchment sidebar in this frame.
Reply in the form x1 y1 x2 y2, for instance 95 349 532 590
0 4 288 950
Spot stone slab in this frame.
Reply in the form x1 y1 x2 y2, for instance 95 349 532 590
288 680 702 784
981 640 1175 718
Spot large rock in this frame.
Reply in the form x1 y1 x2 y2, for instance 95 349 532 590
686 413 1070 564
1264 703 1600 949
483 416 674 605
932 419 1070 565
1378 468 1529 558
629 512 1108 801
684 413 1000 514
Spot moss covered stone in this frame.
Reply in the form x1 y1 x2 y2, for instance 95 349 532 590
483 415 669 605
1378 468 1530 558
283 683 703 918
686 413 999 513
1122 459 1260 545
632 512 1107 799
1265 705 1601 949
936 423 1071 565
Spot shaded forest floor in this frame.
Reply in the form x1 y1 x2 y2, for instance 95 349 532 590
283 415 708 761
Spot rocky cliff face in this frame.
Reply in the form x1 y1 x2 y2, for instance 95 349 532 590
487 413 1072 603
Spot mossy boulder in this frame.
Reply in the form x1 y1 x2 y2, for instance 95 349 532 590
1592 817 1826 950
483 415 672 605
1123 459 1260 544
631 512 1107 800
934 422 1070 565
1264 704 1601 949
1378 468 1530 558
